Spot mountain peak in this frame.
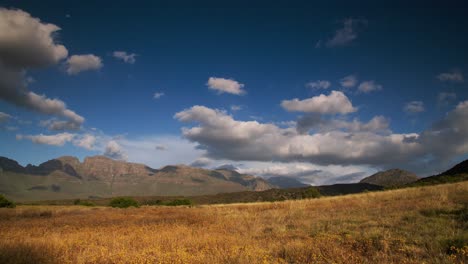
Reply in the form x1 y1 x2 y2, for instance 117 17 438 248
360 169 419 187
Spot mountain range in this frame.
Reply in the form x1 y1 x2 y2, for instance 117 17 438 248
1 155 467 202
0 156 274 201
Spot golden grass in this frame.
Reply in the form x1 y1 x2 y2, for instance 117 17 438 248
1 182 467 264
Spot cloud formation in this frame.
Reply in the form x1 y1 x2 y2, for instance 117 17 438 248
340 75 358 88
0 8 84 129
437 69 464 83
325 18 368 47
305 80 331 89
404 101 425 113
438 92 456 106
175 101 468 174
281 91 357 114
65 54 102 75
207 77 245 95
358 80 383 93
17 132 75 146
104 140 127 160
0 8 68 68
112 51 137 64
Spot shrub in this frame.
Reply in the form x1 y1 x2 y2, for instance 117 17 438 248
109 197 139 208
0 194 15 208
302 187 321 199
165 199 193 206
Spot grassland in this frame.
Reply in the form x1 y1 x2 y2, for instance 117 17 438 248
1 182 467 264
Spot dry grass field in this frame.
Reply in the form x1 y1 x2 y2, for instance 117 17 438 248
1 182 467 264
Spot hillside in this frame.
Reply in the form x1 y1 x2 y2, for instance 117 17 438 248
359 169 419 187
0 156 274 201
410 159 468 186
1 182 467 263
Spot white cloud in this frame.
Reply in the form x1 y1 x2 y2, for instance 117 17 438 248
104 140 127 160
281 90 357 114
207 77 246 95
40 119 81 131
65 54 103 75
296 114 390 135
437 69 464 83
73 134 96 150
175 102 468 174
358 80 383 93
305 80 331 89
175 105 421 168
153 92 164 99
340 75 358 88
0 8 84 128
112 51 137 64
17 132 75 146
404 101 425 113
325 18 368 47
0 112 12 123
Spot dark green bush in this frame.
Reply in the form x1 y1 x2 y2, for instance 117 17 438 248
165 199 193 206
109 197 139 208
0 195 15 208
144 199 163 206
302 187 321 199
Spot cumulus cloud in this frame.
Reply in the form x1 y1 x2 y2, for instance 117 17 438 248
175 102 468 174
104 140 127 160
437 69 464 83
305 80 331 89
404 101 425 113
73 134 96 150
0 112 12 123
281 91 357 114
0 8 84 129
340 75 358 88
358 81 383 93
40 119 81 131
65 54 102 75
325 18 368 47
207 77 246 95
112 51 137 64
0 8 68 68
17 132 75 146
153 92 164 99
296 114 390 135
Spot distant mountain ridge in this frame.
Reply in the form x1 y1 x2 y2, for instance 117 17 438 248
266 176 309 189
410 159 468 186
359 169 419 187
0 156 275 201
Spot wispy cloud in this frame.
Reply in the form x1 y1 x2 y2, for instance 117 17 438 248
113 51 137 64
437 69 464 83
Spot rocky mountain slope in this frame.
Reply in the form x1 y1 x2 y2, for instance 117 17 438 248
0 156 275 201
359 169 419 187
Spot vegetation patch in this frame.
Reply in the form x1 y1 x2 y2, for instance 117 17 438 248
109 197 139 208
0 194 15 208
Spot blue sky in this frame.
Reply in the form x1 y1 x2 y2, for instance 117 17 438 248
1 1 467 184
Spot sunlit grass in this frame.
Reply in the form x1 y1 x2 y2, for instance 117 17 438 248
1 182 467 263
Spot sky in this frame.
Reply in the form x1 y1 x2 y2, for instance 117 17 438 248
1 1 467 185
